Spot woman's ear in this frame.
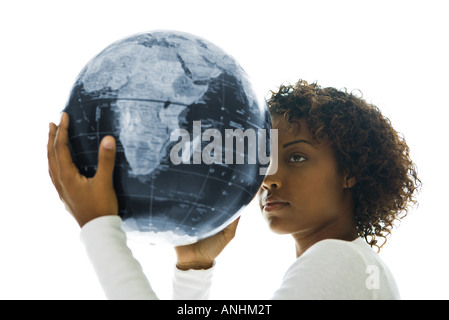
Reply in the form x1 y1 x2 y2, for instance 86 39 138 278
343 172 357 189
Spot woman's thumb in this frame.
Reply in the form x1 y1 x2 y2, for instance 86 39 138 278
95 136 116 182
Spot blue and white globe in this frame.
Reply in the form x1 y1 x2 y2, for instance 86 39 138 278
64 30 270 245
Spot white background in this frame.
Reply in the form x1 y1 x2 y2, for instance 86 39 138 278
1 0 448 299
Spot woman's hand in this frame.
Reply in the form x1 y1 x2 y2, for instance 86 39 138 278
174 217 240 270
47 113 119 227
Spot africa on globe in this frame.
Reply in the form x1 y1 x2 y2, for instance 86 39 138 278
63 30 271 245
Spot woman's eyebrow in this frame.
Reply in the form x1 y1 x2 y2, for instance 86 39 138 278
282 139 313 149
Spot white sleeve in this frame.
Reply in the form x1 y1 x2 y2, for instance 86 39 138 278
172 263 215 300
80 215 158 300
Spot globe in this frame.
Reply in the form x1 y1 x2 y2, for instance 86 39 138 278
64 30 271 245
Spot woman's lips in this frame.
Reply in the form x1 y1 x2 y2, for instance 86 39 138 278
263 200 289 212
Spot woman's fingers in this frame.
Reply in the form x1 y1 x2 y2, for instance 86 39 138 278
47 122 62 193
53 113 79 184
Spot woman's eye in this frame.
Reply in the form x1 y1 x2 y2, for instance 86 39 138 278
289 154 307 163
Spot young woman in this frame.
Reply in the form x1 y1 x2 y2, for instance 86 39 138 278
47 80 420 299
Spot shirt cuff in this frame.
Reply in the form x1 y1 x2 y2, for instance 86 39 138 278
172 262 215 300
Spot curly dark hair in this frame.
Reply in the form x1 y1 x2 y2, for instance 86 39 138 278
268 79 421 250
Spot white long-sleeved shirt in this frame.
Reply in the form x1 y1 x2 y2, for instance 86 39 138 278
80 215 400 300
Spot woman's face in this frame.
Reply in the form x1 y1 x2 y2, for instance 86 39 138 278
257 116 354 238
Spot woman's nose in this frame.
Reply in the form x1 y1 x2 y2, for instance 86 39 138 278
262 170 281 191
